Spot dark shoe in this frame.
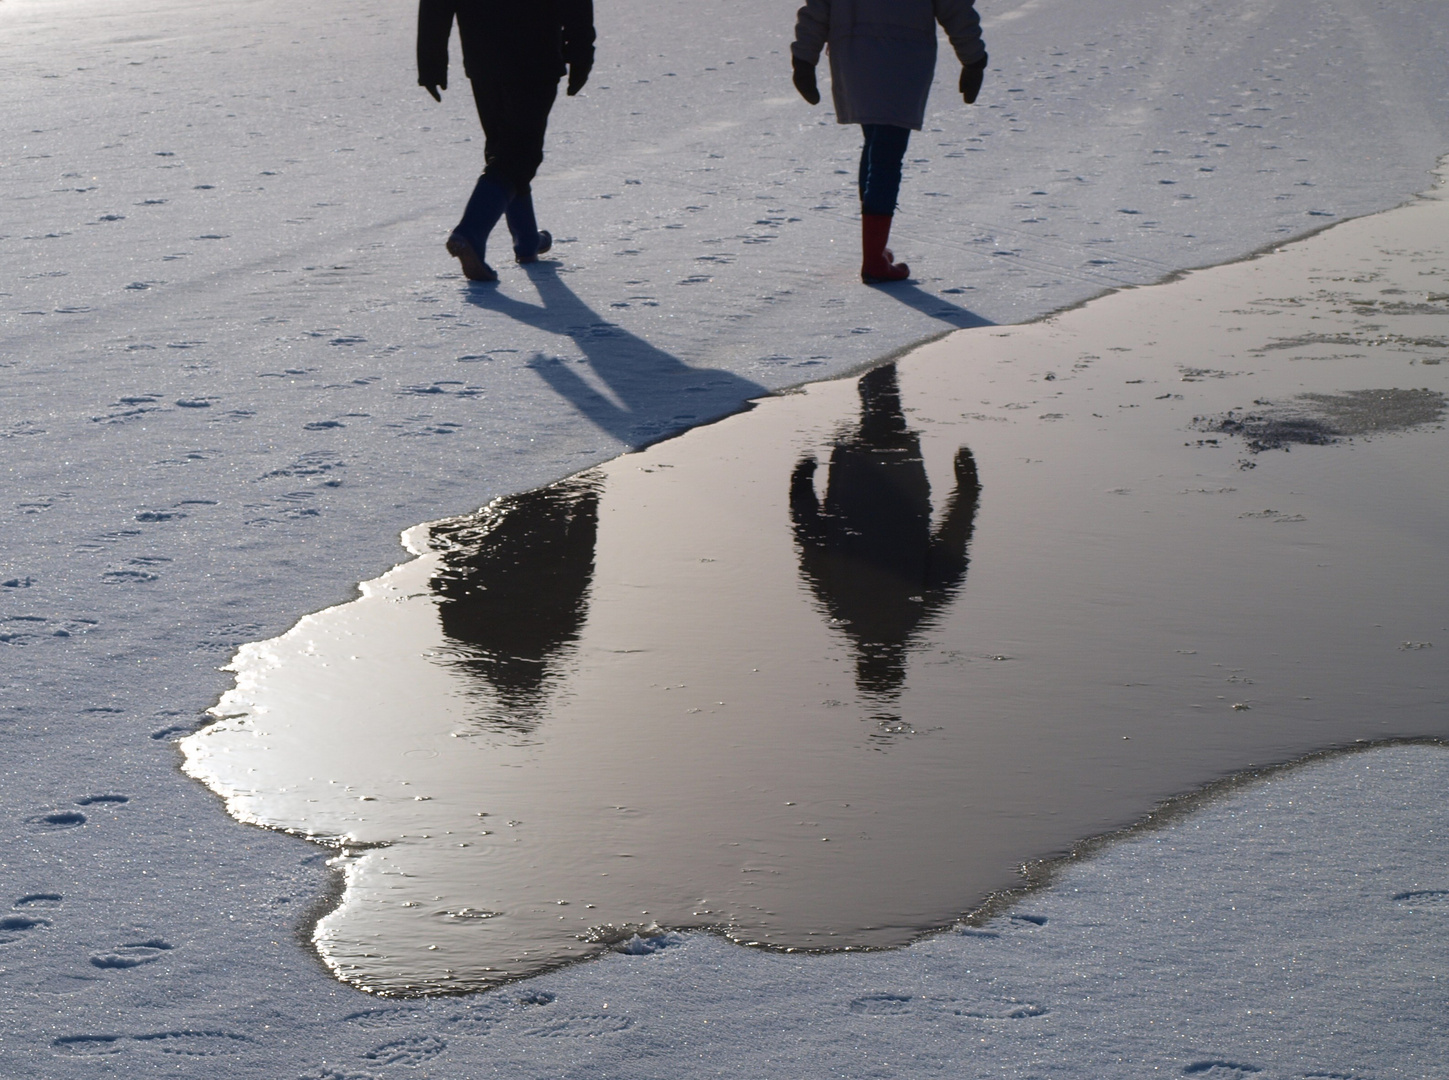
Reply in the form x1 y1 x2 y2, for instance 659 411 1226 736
515 229 552 265
446 230 497 283
861 213 910 283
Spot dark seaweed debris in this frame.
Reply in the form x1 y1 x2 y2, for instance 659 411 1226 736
1197 388 1446 452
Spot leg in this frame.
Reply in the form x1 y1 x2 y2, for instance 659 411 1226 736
499 80 559 261
505 186 554 263
449 78 560 279
860 124 910 217
484 78 559 262
448 177 509 282
445 80 514 281
858 125 912 284
858 125 874 206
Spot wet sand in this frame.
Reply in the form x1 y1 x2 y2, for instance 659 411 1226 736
183 166 1448 995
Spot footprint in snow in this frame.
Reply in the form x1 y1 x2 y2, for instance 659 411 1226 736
849 993 1047 1020
524 1014 632 1038
849 993 913 1015
132 1030 253 1057
1182 1063 1262 1078
0 912 52 943
443 1006 503 1036
90 937 174 969
75 794 129 807
55 1031 251 1058
362 1034 446 1066
955 913 1045 939
54 1035 126 1057
151 722 196 740
342 1006 423 1030
25 809 86 831
936 997 1048 1020
15 893 63 908
101 568 159 584
1391 889 1449 910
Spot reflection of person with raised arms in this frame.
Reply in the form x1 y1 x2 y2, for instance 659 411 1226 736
417 0 595 282
791 0 987 283
790 364 981 730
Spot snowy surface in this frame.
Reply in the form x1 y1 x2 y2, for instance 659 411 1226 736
3 0 1449 1075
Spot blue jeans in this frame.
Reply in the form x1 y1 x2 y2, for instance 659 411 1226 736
858 124 911 216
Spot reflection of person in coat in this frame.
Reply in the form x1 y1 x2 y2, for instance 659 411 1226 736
430 473 600 732
789 364 981 730
417 0 595 282
790 0 987 283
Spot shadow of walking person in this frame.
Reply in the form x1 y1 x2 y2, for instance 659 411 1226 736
867 279 994 330
789 363 982 742
429 471 602 736
463 265 768 447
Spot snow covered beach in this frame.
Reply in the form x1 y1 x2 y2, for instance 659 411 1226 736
4 0 1449 1076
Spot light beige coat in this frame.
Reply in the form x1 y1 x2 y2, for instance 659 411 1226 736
792 0 985 130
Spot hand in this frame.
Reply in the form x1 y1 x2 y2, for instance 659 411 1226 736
420 72 446 102
960 53 987 104
566 59 592 96
792 56 820 106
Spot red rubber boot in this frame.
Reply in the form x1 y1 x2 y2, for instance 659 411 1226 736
861 213 909 283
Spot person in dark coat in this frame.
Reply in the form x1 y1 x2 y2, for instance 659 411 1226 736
791 0 986 283
430 472 600 732
417 0 595 282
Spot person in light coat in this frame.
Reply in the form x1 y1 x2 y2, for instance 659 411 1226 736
791 0 987 283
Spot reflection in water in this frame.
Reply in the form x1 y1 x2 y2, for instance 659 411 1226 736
181 185 1449 994
790 365 981 732
430 473 601 732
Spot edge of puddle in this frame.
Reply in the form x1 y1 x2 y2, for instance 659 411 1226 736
281 738 1449 997
190 157 1449 996
954 736 1449 936
705 736 1449 962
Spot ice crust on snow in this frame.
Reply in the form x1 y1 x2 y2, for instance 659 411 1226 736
3 0 1449 1075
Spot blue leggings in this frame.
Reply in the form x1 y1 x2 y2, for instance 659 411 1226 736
858 124 912 216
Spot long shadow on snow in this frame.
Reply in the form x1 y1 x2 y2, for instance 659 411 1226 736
463 264 768 446
866 279 994 331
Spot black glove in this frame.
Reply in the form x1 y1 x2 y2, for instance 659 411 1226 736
421 78 445 102
960 53 987 104
567 59 592 96
792 56 820 106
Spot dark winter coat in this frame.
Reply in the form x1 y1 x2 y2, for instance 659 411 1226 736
791 0 985 130
417 0 595 86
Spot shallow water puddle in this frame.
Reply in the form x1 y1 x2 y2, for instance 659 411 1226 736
184 170 1449 994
